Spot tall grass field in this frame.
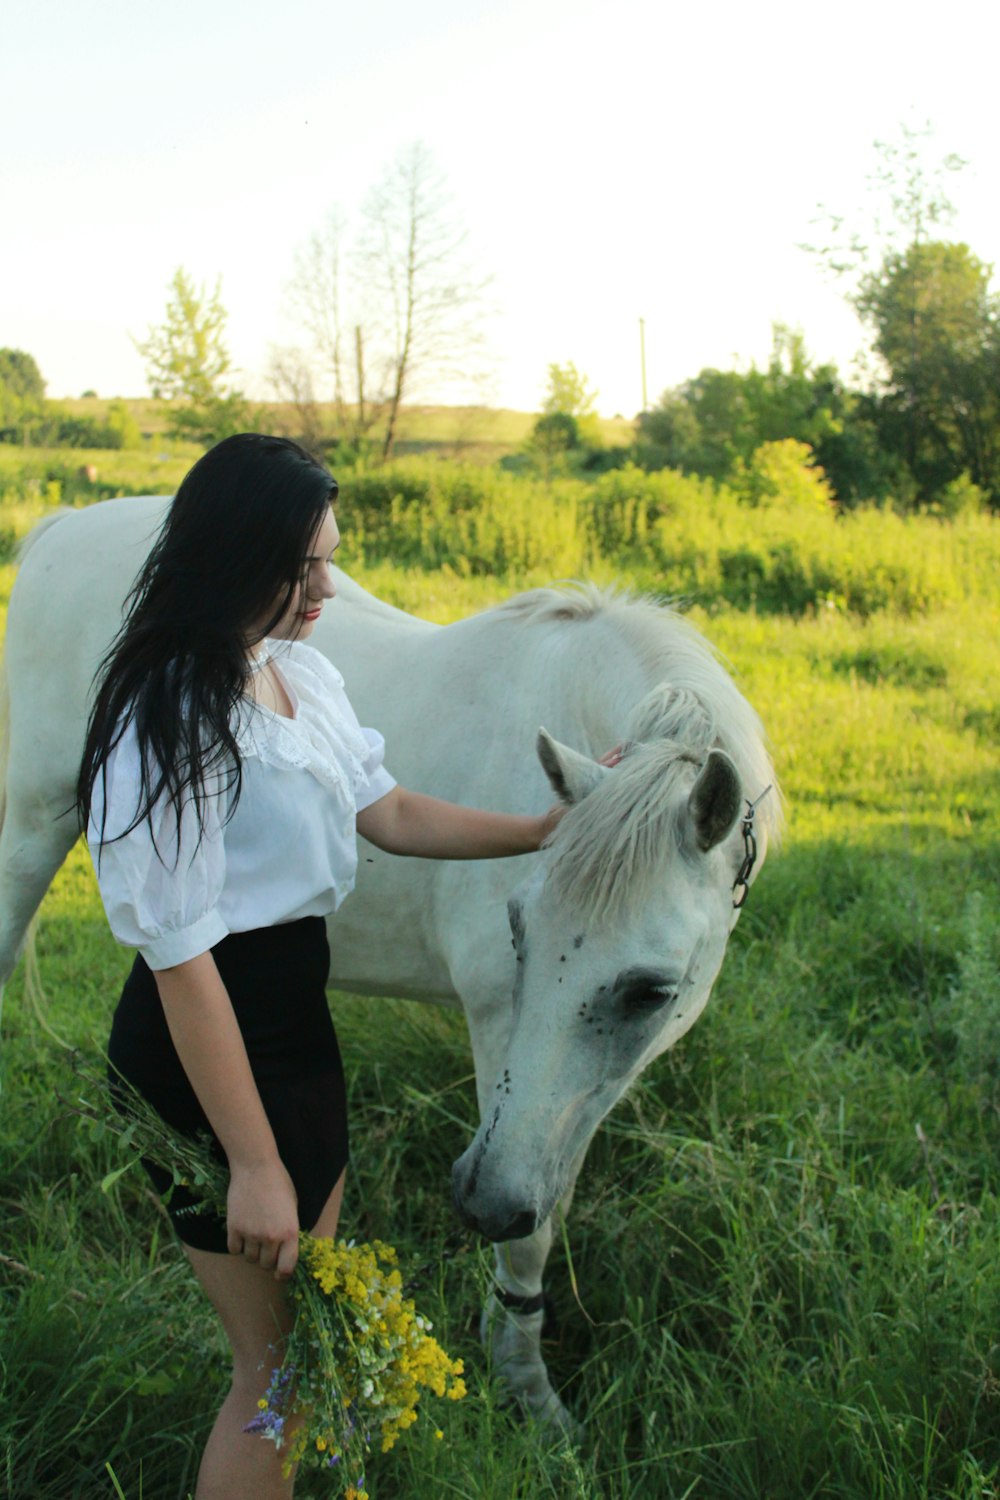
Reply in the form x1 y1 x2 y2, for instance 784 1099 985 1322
1 446 999 1498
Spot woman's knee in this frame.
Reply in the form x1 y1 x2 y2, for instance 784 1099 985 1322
184 1245 293 1365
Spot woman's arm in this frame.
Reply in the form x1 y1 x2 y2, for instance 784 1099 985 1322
356 786 560 860
355 745 625 860
154 952 300 1279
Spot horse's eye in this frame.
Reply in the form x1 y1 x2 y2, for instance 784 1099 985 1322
623 984 678 1013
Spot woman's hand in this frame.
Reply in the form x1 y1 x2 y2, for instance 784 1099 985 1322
359 746 628 862
226 1158 301 1280
538 745 623 844
155 953 301 1280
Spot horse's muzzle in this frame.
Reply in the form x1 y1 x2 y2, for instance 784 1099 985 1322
451 1154 541 1242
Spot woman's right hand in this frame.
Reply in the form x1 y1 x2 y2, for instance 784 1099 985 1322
226 1158 300 1280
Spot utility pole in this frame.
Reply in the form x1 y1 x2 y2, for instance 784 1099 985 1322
638 317 648 412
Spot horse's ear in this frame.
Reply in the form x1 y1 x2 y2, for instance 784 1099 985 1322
687 749 743 851
537 728 609 805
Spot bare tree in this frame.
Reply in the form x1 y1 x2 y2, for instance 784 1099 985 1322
357 142 491 459
288 211 349 430
288 143 492 461
265 346 326 454
802 122 967 297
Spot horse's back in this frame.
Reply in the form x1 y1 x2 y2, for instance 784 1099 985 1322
6 499 171 791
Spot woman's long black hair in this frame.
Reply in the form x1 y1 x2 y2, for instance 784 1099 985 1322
77 433 337 850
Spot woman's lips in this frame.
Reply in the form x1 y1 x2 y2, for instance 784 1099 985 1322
301 607 322 621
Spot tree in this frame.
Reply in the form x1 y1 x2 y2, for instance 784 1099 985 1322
633 326 910 504
802 123 1000 505
265 346 327 455
637 328 848 485
804 121 966 296
541 362 597 418
135 269 255 445
0 348 46 437
857 241 1000 500
357 143 491 460
287 143 493 462
641 368 757 479
287 212 351 437
527 410 581 476
539 362 601 448
730 439 835 512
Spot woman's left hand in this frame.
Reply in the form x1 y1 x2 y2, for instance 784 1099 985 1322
538 802 566 845
537 745 622 844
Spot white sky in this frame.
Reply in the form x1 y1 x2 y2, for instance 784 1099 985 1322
4 0 999 417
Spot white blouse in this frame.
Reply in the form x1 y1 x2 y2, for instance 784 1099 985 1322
87 641 396 971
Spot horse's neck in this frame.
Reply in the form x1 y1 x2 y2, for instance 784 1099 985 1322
470 608 670 754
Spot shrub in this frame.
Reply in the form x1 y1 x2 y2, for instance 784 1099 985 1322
934 471 985 520
730 439 836 512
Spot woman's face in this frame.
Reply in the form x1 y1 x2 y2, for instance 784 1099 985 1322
254 507 341 646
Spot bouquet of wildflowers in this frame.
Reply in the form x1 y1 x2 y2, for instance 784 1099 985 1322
248 1236 465 1492
70 1057 466 1498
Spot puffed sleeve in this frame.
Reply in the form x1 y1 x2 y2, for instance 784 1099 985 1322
353 725 396 811
87 720 230 970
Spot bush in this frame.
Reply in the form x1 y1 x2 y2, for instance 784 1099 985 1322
336 457 1000 617
2 449 998 619
730 440 835 512
51 414 125 449
933 471 985 520
0 400 143 451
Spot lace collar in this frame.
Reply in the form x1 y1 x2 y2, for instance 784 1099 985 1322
235 642 373 798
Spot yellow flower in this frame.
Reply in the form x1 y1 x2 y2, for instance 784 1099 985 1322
256 1234 464 1478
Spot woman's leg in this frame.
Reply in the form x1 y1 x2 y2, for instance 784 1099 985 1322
183 1169 347 1500
183 1248 295 1500
309 1166 346 1237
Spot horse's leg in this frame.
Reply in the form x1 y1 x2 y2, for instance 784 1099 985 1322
458 980 575 1432
0 778 77 1008
482 1154 586 1439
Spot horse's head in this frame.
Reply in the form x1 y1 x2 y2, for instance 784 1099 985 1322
452 686 777 1242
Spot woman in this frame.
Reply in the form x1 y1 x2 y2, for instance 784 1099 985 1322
78 433 567 1500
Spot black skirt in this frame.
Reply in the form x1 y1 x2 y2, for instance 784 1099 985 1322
107 916 348 1253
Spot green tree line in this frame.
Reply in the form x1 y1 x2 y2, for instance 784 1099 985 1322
4 130 999 513
632 241 1000 515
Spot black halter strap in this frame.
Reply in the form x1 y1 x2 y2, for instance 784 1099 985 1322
495 1286 546 1316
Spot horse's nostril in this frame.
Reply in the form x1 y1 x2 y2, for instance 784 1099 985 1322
495 1208 538 1242
450 1164 539 1242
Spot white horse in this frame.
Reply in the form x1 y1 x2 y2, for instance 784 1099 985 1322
0 496 780 1431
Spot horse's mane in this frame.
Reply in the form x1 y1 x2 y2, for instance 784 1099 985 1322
496 585 781 923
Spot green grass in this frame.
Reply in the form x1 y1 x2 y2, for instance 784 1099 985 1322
1 467 999 1497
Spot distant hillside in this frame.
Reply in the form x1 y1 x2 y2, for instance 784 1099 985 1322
57 398 636 463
